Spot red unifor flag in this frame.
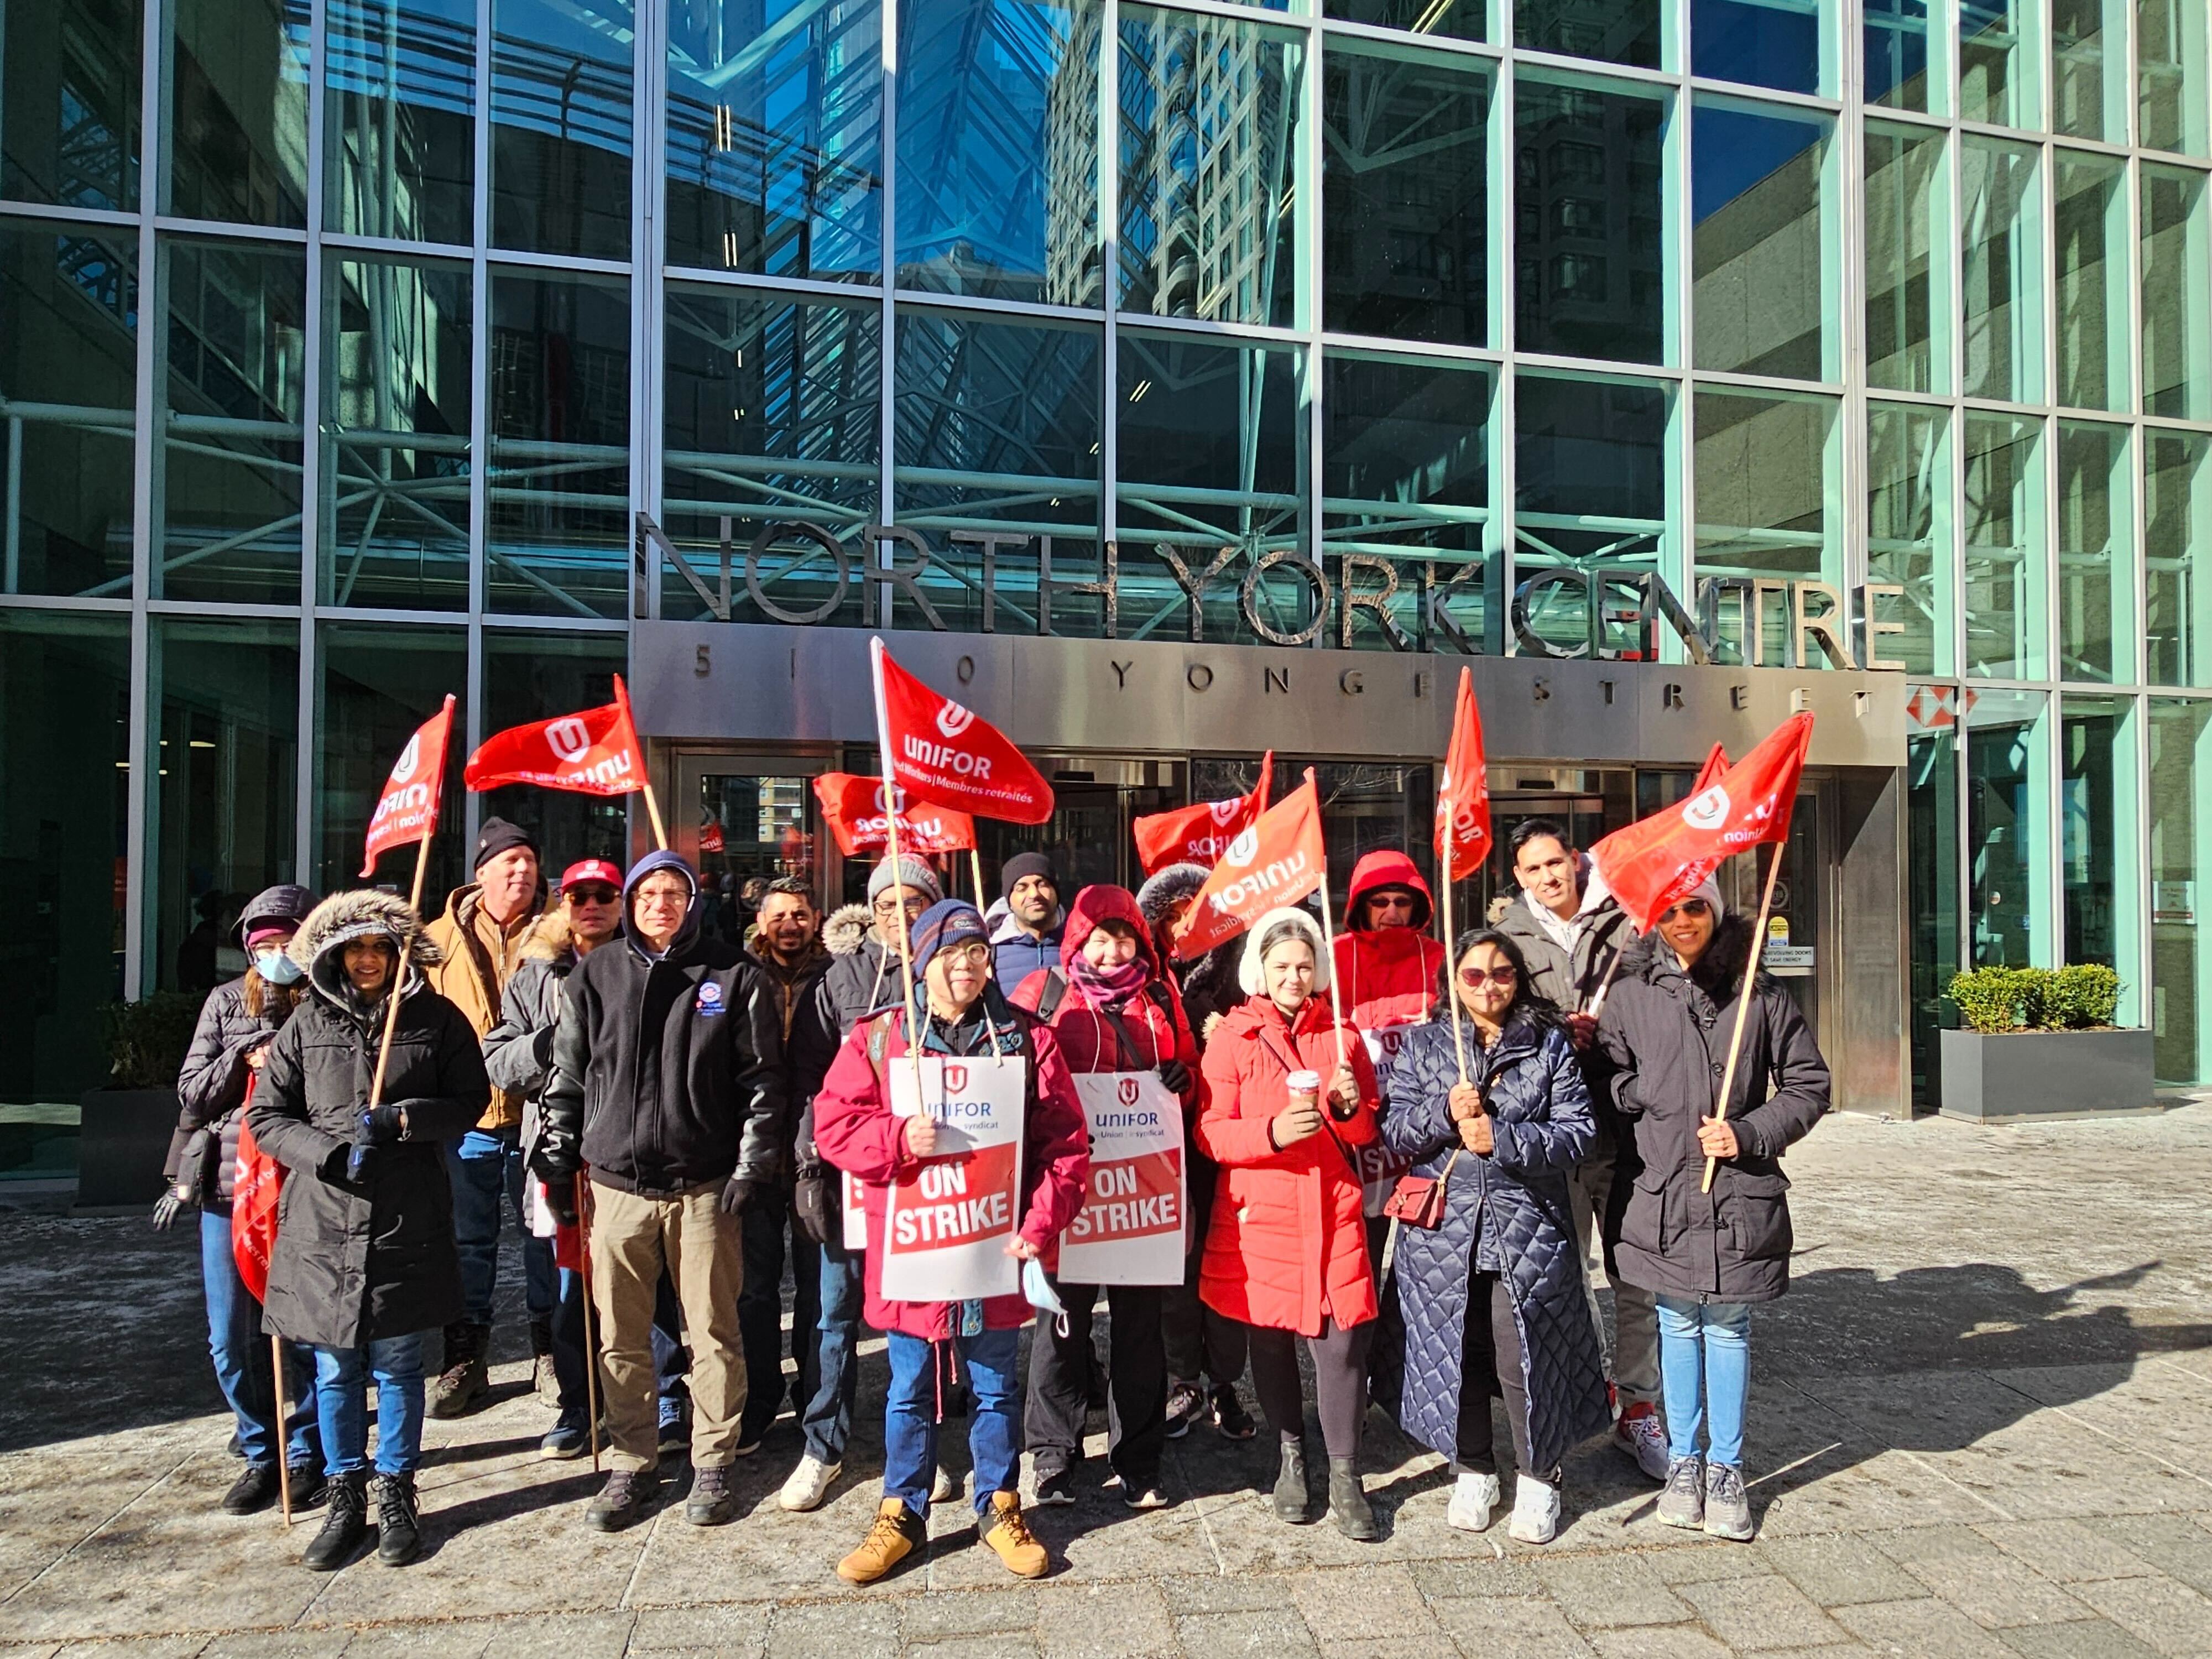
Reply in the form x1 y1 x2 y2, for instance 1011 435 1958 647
1432 667 1491 882
872 638 1054 825
1170 775 1326 960
463 673 646 796
812 773 977 857
1692 740 1729 794
362 695 456 877
1133 753 1273 875
230 1077 281 1301
1584 712 1814 933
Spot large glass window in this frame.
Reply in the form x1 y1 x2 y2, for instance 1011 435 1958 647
486 270 629 617
1117 6 1302 329
1 218 137 599
490 0 633 259
0 611 129 1100
315 622 466 895
1514 372 1669 657
1327 0 1480 42
2 0 142 209
2056 422 2131 684
666 0 882 282
1322 43 1489 349
1963 413 2045 680
1515 0 1661 69
1694 389 1839 665
662 284 879 625
2150 697 2212 1080
1867 403 1952 676
164 0 310 226
2049 0 2125 140
1959 0 2037 129
1865 0 1935 112
149 619 298 995
2146 432 2212 688
1864 120 1944 395
322 255 472 611
1960 137 2040 405
2062 695 2139 1021
481 630 629 861
1692 100 1832 383
1514 78 1663 366
1692 0 1821 94
2137 0 2206 157
2053 150 2127 414
325 0 476 245
1906 722 1960 1104
157 238 307 605
2141 165 2211 421
1967 686 2052 968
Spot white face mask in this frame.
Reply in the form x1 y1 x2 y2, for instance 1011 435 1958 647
254 948 303 986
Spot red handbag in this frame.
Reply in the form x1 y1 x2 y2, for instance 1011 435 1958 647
1383 1148 1461 1230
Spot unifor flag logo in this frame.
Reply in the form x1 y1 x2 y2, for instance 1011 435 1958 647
1131 752 1272 877
463 675 646 799
390 733 423 783
876 782 904 813
873 637 1054 824
936 700 977 739
1210 798 1241 824
1681 784 1730 832
1224 827 1258 867
811 772 977 855
1118 1076 1141 1107
944 1063 969 1094
545 716 593 765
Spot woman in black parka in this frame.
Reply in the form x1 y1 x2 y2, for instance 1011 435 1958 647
247 890 490 1573
1378 928 1609 1547
1595 880 1829 1545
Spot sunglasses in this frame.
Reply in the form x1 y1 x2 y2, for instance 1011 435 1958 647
1369 894 1416 909
1662 898 1714 921
1458 963 1518 988
566 885 619 906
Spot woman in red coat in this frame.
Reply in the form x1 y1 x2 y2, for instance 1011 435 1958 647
1197 905 1383 1540
1011 884 1202 1510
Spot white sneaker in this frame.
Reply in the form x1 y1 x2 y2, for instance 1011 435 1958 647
1446 1468 1500 1532
1508 1472 1561 1545
931 1464 961 1504
778 1454 841 1512
1613 1406 1672 1483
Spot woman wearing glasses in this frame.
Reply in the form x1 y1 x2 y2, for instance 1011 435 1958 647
1596 879 1829 1543
1378 928 1608 1545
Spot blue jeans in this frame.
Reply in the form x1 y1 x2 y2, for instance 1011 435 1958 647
802 1237 863 1463
314 1333 429 1478
447 1127 556 1327
1655 1295 1752 1468
884 1326 1021 1520
199 1211 318 1467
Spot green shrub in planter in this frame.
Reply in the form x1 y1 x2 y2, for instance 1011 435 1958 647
1948 967 2032 1033
2045 963 2121 1029
100 992 206 1088
1947 964 2125 1034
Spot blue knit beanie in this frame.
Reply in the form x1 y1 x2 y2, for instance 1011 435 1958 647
909 899 989 978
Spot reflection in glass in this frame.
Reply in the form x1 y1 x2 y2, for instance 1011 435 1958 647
1692 102 1830 382
166 0 310 226
157 239 307 604
1694 390 1838 666
2062 696 2137 1015
491 0 633 258
481 632 629 860
1515 80 1663 366
1960 137 2039 404
2 0 142 208
1959 0 2034 128
1963 413 2044 680
1515 374 1667 657
662 285 879 625
1906 724 1960 1104
486 271 629 616
316 622 466 896
2151 698 2212 1079
322 257 471 611
1327 0 1479 42
1864 121 1943 394
1322 353 1491 651
2054 422 2131 682
666 0 882 281
1323 45 1489 347
900 0 1096 304
150 619 298 994
1514 0 1660 69
2053 152 2126 413
1 219 137 597
1692 0 1819 93
1867 403 1952 676
1866 0 1934 112
2146 432 2212 687
1967 687 2051 968
2138 0 2207 156
325 0 476 244
2049 0 2124 140
894 309 1102 635
2142 165 2210 420
1118 6 1302 329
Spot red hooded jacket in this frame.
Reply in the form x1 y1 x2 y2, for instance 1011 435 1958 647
1011 886 1203 1116
1331 851 1446 1052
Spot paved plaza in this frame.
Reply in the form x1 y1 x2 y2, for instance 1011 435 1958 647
4 1100 2212 1658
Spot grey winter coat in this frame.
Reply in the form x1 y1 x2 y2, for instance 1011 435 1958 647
1494 889 1634 1018
799 904 914 1181
1595 916 1830 1305
1375 1006 1611 1474
247 891 492 1350
173 975 299 1208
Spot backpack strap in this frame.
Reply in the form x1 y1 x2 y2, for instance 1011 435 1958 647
1032 970 1068 1024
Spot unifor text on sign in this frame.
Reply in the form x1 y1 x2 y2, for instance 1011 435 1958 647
1058 1072 1185 1287
881 1055 1027 1303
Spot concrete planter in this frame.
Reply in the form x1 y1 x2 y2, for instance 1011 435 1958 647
76 1087 180 1209
1938 1028 2157 1123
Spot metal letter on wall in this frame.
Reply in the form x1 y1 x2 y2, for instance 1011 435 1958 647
1338 555 1412 651
1039 536 1119 639
745 521 851 625
865 525 947 632
1241 550 1331 647
1152 543 1240 641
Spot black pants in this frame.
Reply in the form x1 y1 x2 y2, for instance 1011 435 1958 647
737 1197 821 1440
1161 1152 1247 1390
1455 1270 1538 1478
1026 1280 1168 1487
1248 1318 1369 1459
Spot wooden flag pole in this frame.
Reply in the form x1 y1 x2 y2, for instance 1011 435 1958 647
1439 850 1469 1086
1306 772 1352 1079
970 848 987 911
1701 843 1786 1194
640 781 669 852
1583 941 1628 1018
870 641 930 1112
576 1173 602 1471
270 1335 293 1527
366 832 434 1111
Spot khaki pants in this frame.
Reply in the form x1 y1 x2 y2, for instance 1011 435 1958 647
589 1180 746 1472
1569 1145 1660 1409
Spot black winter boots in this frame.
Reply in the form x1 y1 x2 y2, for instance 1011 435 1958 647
374 1472 422 1565
302 1473 368 1572
1328 1458 1378 1542
1272 1439 1310 1522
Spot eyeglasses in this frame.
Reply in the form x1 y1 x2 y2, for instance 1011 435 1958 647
1457 964 1518 988
566 885 619 906
1369 894 1415 910
1662 898 1714 921
873 893 928 916
936 942 992 968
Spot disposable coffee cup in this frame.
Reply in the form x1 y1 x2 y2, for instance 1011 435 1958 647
1286 1069 1321 1110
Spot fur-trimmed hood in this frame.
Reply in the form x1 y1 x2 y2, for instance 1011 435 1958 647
518 906 578 963
289 889 439 1013
823 902 875 957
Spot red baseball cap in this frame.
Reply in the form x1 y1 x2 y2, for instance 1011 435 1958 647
560 859 624 894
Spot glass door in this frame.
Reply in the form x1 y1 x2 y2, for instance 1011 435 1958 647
671 754 831 947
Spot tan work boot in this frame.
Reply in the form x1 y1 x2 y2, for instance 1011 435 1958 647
980 1491 1049 1578
837 1497 926 1584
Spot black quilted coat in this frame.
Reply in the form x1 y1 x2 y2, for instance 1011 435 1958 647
1374 1005 1611 1474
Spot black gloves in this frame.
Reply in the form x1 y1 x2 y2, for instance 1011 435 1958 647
359 1103 406 1145
792 1175 834 1246
532 1025 557 1067
151 1192 188 1231
718 1172 762 1217
1158 1060 1192 1095
530 1130 580 1190
541 1177 580 1227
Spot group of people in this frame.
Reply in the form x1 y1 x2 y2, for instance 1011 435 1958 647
161 808 1830 1580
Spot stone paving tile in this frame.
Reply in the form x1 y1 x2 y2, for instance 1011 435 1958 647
1746 1537 1924 1609
333 1629 492 1659
1893 1550 2094 1629
1828 1597 2028 1659
1992 1363 2212 1483
44 1644 212 1659
1287 1564 1442 1642
2103 1514 2212 1598
1674 1572 1852 1649
905 1640 1041 1659
1974 1519 2162 1583
2067 1574 2212 1657
1034 1581 1178 1658
626 1605 774 1651
895 1587 1038 1638
761 1599 900 1657
1861 1522 2008 1564
479 1611 636 1659
1407 1555 1545 1600
1995 1619 2163 1659
1427 1595 1597 1658
1648 1542 1777 1584
1532 1554 1696 1627
1173 1608 1319 1658
1586 1627 1733 1659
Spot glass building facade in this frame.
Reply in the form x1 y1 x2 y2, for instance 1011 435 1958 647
3 0 2210 1100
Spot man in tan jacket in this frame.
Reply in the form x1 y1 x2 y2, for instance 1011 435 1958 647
421 816 549 1415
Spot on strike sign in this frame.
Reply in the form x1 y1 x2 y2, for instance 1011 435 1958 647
881 1055 1027 1303
1059 1072 1185 1287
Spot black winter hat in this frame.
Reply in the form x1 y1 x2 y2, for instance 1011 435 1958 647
1135 863 1210 928
237 883 317 941
472 816 539 873
1000 851 1059 899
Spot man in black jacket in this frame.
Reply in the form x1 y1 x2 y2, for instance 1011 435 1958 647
535 850 787 1532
